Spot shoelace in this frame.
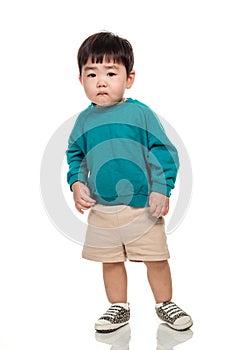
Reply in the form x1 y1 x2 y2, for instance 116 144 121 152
101 305 125 320
160 302 186 319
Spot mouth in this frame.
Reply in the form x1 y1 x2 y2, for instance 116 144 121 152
97 91 108 96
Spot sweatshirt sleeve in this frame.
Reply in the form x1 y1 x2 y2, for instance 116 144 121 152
66 116 88 190
146 111 179 197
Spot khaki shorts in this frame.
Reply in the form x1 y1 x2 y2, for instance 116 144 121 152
82 204 170 262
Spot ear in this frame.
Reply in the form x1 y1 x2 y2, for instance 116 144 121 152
79 75 83 85
126 70 135 89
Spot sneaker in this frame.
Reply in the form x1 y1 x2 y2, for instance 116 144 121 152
95 303 130 333
156 323 193 349
156 301 193 331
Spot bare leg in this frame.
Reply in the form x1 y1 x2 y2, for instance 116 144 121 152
144 260 172 303
102 262 128 303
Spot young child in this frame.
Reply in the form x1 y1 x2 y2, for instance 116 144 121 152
66 31 193 332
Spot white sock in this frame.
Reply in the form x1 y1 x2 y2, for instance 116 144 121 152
155 302 164 309
112 302 129 309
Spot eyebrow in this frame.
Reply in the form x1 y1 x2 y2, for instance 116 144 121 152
104 64 119 70
84 66 97 71
83 64 120 71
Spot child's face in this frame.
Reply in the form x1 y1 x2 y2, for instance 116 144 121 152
79 57 135 107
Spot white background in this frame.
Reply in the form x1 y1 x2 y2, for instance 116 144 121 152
0 0 232 348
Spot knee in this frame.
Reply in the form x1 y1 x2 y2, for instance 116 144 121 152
144 260 168 270
103 262 125 270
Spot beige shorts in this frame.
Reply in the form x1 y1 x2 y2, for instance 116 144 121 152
82 204 170 262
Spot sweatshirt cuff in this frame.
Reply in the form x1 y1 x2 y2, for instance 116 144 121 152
150 183 172 197
68 174 86 191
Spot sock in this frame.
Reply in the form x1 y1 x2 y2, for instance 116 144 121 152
112 302 129 309
155 302 164 309
156 300 172 309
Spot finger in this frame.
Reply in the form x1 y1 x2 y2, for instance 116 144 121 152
80 191 96 204
152 205 163 218
153 204 169 217
75 202 90 214
161 205 169 216
75 203 84 214
76 197 95 208
149 205 157 215
149 199 157 213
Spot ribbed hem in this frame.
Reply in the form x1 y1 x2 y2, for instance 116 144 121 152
95 194 149 207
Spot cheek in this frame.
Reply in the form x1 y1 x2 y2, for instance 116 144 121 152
114 78 127 90
83 82 94 95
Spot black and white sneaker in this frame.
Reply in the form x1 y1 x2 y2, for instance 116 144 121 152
95 303 130 333
156 301 193 331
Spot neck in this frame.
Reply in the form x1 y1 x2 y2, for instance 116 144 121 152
95 97 126 108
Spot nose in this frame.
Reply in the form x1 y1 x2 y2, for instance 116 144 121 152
97 79 107 88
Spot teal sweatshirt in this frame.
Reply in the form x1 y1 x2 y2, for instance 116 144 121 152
66 98 179 207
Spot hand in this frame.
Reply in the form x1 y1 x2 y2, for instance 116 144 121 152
149 192 169 217
72 181 96 214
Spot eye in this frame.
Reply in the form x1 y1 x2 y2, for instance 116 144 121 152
107 72 116 77
87 73 96 78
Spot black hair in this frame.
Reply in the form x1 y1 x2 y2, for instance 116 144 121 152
77 31 134 76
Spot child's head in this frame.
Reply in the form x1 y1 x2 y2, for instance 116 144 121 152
77 31 134 77
77 32 135 107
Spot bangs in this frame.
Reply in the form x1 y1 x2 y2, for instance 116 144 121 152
90 52 124 66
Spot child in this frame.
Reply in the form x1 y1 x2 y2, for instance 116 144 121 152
66 31 193 332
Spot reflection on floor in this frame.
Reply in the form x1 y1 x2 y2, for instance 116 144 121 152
95 324 131 350
156 323 193 349
95 322 193 349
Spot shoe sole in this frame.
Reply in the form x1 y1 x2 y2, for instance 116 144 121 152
95 321 129 333
164 319 193 331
